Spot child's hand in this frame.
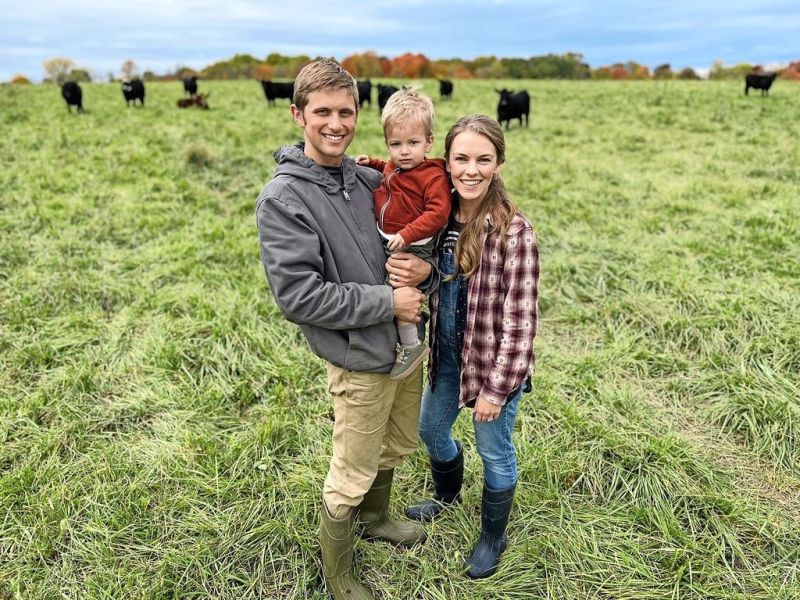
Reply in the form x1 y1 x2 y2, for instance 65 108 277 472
355 154 369 165
387 234 406 252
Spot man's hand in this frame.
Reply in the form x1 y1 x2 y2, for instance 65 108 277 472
355 154 369 165
386 233 406 252
386 252 432 288
392 286 424 323
472 396 502 422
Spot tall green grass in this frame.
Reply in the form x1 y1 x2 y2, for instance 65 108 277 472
2 79 799 598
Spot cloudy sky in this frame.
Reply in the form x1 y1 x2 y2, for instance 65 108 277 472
2 0 798 81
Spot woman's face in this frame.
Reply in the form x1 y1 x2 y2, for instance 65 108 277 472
447 130 500 205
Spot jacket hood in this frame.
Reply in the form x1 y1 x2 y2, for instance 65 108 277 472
272 143 359 194
423 157 447 172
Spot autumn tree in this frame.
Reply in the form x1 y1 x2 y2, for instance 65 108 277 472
677 67 700 80
121 59 139 80
11 74 31 84
432 58 472 79
389 53 434 78
251 64 274 80
610 64 630 79
42 57 75 83
341 51 384 78
779 61 800 80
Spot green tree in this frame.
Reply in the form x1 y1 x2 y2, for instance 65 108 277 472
67 68 92 82
678 67 700 80
654 64 673 79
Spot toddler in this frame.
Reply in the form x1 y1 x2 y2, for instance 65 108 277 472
356 88 451 380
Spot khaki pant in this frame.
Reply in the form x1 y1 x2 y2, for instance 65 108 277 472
322 361 423 514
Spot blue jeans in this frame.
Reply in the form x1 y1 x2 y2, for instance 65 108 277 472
419 252 521 491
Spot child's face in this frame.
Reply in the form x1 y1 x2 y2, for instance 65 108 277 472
385 121 432 170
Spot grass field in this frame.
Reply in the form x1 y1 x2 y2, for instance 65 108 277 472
1 78 799 599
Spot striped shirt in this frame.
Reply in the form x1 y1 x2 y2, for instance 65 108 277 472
440 219 464 254
430 211 539 407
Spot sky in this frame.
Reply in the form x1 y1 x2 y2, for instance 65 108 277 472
2 0 799 81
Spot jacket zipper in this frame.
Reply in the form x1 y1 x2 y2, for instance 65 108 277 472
342 188 364 234
378 167 400 231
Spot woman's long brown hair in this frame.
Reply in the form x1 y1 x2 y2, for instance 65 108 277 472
444 114 516 279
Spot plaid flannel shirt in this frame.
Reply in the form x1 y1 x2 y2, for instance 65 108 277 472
430 211 539 407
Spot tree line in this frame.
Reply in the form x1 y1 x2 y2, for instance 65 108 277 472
14 52 800 84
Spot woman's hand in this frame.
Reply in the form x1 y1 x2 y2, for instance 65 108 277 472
472 396 502 422
386 252 432 288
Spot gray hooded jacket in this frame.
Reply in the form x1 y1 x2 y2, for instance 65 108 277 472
256 144 435 373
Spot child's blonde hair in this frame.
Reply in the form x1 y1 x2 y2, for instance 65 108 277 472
380 88 435 139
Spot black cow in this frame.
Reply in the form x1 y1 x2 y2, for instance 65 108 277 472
356 80 372 108
61 81 83 113
121 79 145 106
439 79 453 100
745 72 778 96
182 76 198 97
377 84 399 113
496 89 530 129
260 80 294 106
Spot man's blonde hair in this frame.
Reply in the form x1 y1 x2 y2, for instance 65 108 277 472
380 88 435 139
293 58 359 112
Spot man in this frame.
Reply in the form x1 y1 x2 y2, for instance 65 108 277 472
256 58 437 600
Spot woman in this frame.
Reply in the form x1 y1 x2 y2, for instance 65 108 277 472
406 114 540 579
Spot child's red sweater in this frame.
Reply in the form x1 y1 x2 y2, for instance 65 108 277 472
366 157 451 244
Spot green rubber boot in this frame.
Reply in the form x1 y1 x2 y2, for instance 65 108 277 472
320 502 375 600
358 469 427 546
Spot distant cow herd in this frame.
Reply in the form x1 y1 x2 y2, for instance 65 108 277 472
57 72 781 127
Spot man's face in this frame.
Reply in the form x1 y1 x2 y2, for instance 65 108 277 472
291 88 358 167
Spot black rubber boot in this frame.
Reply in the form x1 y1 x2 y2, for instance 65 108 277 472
466 482 516 579
357 469 426 546
320 502 376 599
407 440 464 522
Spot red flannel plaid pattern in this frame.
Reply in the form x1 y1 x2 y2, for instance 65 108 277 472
459 212 539 406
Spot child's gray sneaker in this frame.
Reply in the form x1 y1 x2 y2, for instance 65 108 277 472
389 342 429 380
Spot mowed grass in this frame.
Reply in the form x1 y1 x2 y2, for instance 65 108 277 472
1 78 799 599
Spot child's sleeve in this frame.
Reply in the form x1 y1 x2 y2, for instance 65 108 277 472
365 158 388 173
397 171 452 244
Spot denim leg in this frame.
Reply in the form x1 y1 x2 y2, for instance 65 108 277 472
418 345 462 464
472 386 523 491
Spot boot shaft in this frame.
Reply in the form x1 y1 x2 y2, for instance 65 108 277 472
480 483 516 540
430 440 464 503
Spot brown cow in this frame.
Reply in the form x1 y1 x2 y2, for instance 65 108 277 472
177 93 210 109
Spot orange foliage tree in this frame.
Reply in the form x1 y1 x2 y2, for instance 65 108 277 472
389 53 434 78
341 51 385 78
251 64 274 80
779 61 800 80
611 65 630 79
